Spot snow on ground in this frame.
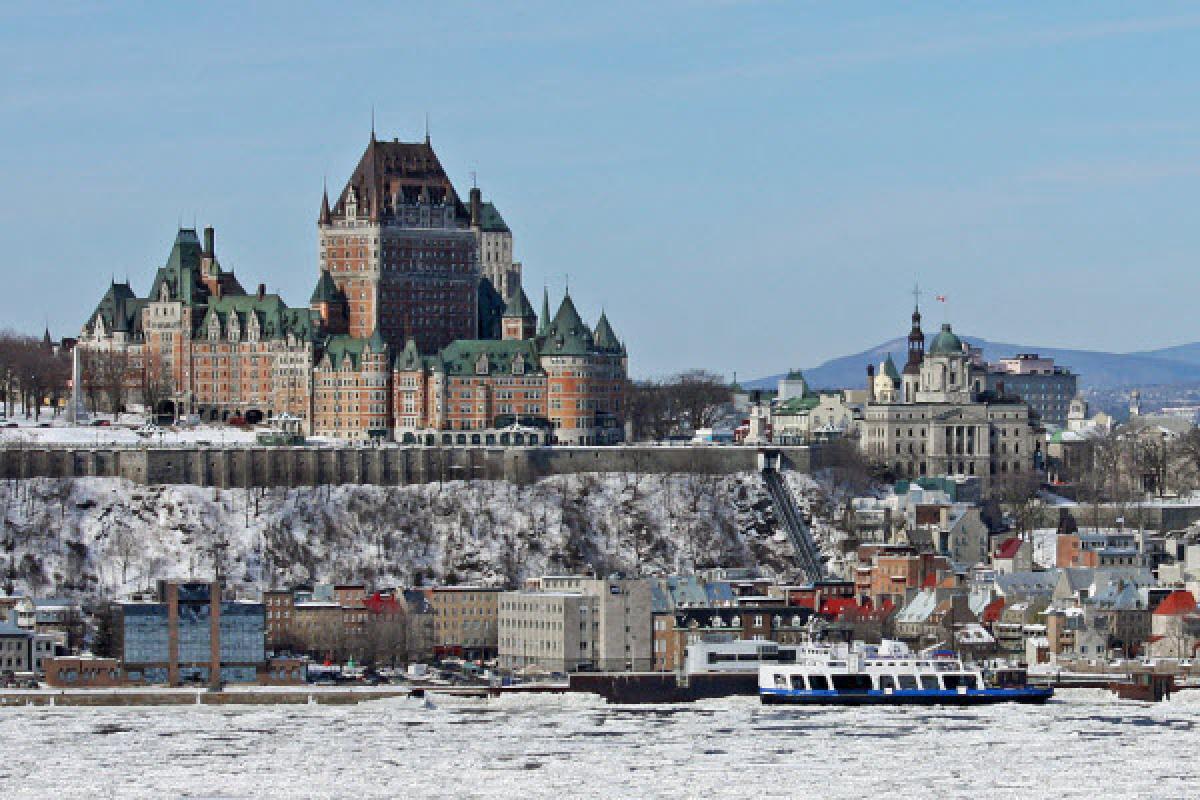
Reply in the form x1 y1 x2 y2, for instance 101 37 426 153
0 472 798 597
2 691 1197 799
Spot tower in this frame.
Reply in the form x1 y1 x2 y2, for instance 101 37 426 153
318 133 479 352
501 286 537 340
902 304 924 403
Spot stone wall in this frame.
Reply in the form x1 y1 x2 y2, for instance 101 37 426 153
0 445 814 489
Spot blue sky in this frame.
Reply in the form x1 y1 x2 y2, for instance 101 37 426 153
4 2 1200 379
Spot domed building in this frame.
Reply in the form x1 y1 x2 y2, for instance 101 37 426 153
860 303 1037 484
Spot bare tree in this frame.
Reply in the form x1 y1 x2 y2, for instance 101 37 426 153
990 470 1045 540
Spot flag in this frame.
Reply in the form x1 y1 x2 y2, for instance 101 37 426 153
935 295 947 303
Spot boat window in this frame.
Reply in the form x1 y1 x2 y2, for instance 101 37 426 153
897 675 918 690
831 674 872 692
960 675 977 689
920 675 940 691
808 674 829 691
790 675 805 690
942 674 963 690
774 674 788 689
878 675 896 691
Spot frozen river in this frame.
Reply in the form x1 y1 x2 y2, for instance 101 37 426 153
2 690 1197 799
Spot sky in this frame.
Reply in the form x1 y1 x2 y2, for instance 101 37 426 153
4 2 1200 380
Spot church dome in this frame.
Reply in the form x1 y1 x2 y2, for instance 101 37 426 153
928 323 964 356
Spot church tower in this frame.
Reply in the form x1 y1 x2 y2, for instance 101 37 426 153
902 304 924 403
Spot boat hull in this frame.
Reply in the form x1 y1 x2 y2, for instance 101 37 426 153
760 688 1053 706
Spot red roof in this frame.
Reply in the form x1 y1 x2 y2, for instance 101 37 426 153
364 592 402 615
996 537 1022 560
982 597 1006 624
1153 590 1197 616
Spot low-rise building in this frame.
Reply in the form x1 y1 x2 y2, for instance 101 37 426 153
499 577 652 673
119 581 265 686
431 586 500 660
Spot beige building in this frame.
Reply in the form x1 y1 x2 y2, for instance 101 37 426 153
498 577 652 673
431 587 500 659
862 306 1038 485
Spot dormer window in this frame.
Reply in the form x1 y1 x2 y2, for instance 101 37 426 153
512 353 525 375
159 283 171 302
475 353 489 375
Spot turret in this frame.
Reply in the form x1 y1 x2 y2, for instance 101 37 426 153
502 287 537 340
469 187 482 228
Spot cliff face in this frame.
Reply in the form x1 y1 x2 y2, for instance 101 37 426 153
0 472 805 597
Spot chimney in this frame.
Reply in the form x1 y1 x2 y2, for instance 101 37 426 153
257 283 266 300
866 364 876 404
469 187 482 228
203 226 215 257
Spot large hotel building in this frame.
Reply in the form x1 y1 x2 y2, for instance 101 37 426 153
78 132 627 445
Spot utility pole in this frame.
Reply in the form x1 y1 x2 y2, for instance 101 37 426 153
209 532 228 692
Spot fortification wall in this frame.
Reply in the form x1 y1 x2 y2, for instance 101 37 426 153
0 444 815 488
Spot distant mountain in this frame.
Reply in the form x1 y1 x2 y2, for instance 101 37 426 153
746 336 1200 392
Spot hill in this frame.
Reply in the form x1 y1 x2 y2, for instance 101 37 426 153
747 336 1200 391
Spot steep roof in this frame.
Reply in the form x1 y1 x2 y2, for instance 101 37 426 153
1154 590 1197 616
88 281 145 335
310 269 344 304
437 339 543 377
319 334 389 371
478 202 509 233
593 311 623 353
880 353 901 382
995 537 1022 560
330 136 466 223
541 293 595 356
394 338 422 372
503 286 535 318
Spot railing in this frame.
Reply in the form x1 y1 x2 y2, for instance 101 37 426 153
762 467 824 583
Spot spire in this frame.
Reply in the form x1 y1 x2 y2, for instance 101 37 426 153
903 296 925 376
537 286 550 337
370 105 376 142
424 112 430 145
319 180 331 225
594 311 621 352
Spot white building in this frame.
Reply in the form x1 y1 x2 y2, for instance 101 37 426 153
861 304 1038 485
498 577 652 673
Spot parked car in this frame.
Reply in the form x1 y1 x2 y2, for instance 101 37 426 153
3 423 17 429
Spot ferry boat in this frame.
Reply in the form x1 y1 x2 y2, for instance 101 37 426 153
759 639 1052 705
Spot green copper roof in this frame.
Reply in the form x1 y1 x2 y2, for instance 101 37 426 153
537 288 550 337
310 269 344 304
784 369 805 381
928 323 964 356
395 338 422 372
479 202 510 233
593 311 622 353
320 333 390 371
503 286 535 318
881 353 901 381
775 396 820 415
542 293 595 356
437 339 543 377
88 281 144 334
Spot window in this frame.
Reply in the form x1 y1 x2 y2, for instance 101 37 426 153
807 674 829 691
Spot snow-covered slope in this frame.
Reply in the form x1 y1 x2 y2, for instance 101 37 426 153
0 472 803 598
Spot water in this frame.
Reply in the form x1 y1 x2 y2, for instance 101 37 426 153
1 690 1197 799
